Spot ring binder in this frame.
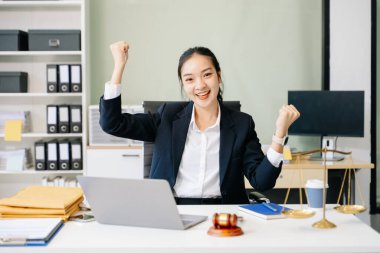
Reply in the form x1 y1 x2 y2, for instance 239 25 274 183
47 105 58 133
58 139 71 170
58 65 70 92
47 139 58 170
58 105 70 133
46 65 58 93
35 140 46 171
70 64 82 92
70 105 82 133
70 139 82 170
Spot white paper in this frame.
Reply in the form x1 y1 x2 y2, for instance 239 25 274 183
71 144 81 159
71 108 80 122
47 106 57 124
71 65 81 84
48 143 57 160
59 143 69 160
35 145 45 160
59 106 69 122
6 151 24 171
47 67 57 83
0 218 62 240
59 65 69 83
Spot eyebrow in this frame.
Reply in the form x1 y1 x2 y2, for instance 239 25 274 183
182 67 213 77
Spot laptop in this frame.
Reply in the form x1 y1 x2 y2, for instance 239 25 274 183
77 176 208 230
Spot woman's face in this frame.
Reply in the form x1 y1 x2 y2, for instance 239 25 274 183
180 53 221 110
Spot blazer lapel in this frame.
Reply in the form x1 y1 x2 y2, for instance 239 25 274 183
219 106 236 185
172 102 193 178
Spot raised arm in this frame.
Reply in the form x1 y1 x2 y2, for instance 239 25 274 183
271 104 300 153
110 41 130 84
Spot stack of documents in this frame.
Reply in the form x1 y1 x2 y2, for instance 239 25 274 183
0 186 83 221
0 111 31 133
0 148 33 171
0 218 63 246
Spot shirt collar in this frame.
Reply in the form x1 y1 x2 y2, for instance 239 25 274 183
189 103 221 131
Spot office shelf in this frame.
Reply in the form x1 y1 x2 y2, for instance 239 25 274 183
0 133 83 138
0 170 82 175
0 0 87 198
0 51 82 56
0 93 82 97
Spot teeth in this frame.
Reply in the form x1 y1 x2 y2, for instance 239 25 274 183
197 91 209 96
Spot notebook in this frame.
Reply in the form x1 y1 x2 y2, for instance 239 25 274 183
238 203 291 220
77 176 208 230
0 218 63 246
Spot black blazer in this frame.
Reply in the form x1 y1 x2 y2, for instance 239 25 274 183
99 96 282 204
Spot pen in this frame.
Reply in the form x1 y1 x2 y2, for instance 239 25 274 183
262 203 277 212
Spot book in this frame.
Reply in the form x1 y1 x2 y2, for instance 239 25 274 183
0 218 63 246
238 203 291 220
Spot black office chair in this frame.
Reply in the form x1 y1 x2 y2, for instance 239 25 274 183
142 100 269 204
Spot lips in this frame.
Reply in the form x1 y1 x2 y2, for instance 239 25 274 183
196 90 210 100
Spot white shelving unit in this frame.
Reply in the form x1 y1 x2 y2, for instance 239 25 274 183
0 0 87 198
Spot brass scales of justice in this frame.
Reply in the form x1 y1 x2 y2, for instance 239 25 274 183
280 148 367 229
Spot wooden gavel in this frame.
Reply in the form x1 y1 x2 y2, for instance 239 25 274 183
212 213 243 228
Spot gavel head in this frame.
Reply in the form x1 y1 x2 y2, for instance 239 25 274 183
212 213 238 228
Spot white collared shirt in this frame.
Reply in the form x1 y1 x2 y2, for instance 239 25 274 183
173 105 221 198
103 82 283 197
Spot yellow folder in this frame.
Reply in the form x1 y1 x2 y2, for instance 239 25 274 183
0 186 83 221
0 186 83 209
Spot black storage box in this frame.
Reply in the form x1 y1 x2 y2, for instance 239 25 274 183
0 72 28 93
28 30 81 51
0 30 28 51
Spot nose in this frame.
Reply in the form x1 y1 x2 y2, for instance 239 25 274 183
195 77 207 90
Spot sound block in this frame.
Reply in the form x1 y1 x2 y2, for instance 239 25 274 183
207 226 243 237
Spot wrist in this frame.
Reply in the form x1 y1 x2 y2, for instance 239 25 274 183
272 133 288 146
275 130 287 138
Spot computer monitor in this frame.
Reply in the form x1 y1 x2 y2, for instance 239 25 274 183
288 90 364 161
288 90 364 137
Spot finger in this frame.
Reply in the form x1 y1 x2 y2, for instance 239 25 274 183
122 42 130 52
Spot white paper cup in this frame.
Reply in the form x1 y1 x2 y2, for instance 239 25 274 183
305 179 328 208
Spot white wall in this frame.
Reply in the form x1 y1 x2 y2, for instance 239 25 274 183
330 0 372 224
89 0 322 148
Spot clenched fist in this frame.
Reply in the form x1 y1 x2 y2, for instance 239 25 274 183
275 104 300 138
110 41 130 68
109 41 130 84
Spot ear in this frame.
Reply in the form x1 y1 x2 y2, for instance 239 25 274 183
217 71 222 83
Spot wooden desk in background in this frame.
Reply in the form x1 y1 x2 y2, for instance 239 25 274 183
279 158 374 188
246 158 374 190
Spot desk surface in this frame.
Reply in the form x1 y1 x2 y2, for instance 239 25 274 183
4 205 380 253
283 158 374 170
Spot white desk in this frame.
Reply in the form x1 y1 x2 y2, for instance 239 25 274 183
3 205 380 253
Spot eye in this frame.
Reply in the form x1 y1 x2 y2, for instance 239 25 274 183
184 78 193 83
204 72 212 78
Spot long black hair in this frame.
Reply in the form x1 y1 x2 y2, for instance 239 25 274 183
177 47 223 102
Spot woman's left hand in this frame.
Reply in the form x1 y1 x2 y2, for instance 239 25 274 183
275 104 300 137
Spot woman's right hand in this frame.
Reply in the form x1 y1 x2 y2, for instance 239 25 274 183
110 41 130 68
109 41 129 84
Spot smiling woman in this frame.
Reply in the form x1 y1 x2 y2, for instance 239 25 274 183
98 40 300 205
90 0 322 150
